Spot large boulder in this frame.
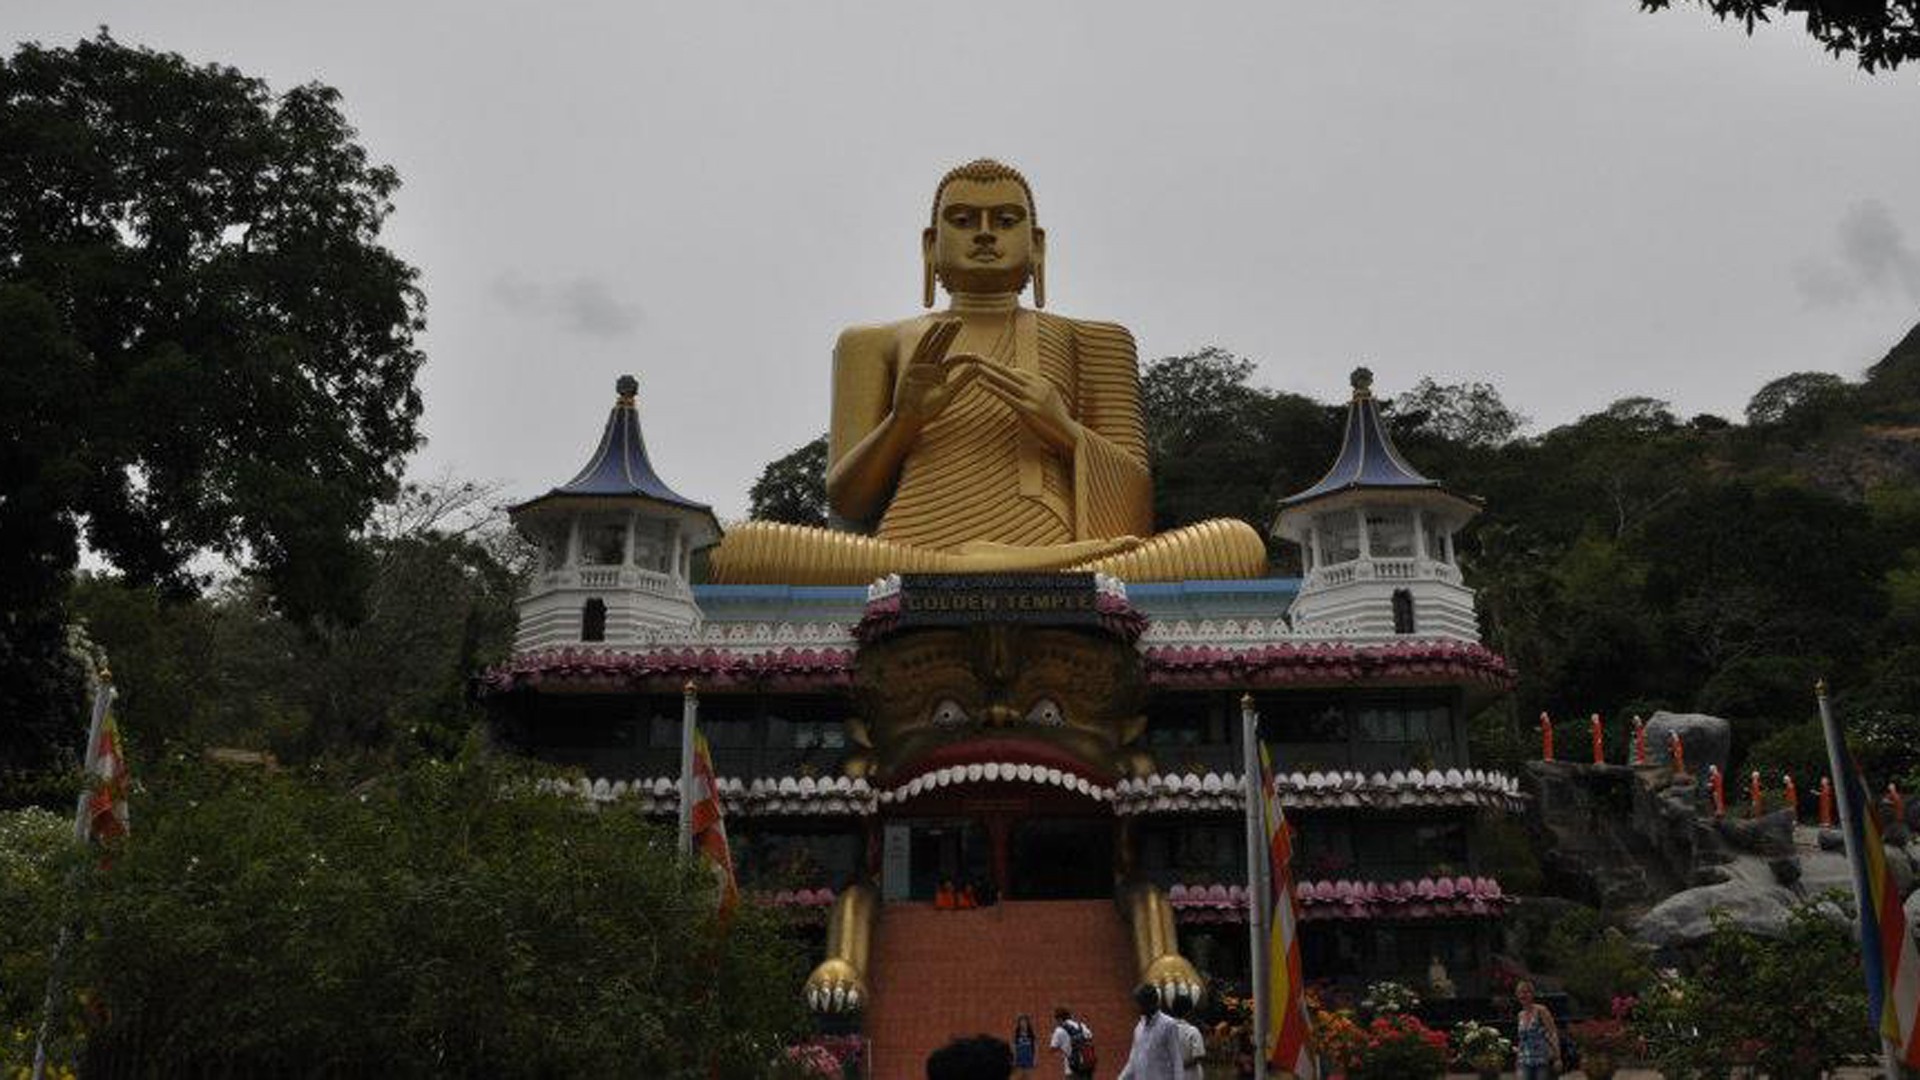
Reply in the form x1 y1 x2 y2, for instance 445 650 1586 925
1636 875 1797 948
1644 711 1731 782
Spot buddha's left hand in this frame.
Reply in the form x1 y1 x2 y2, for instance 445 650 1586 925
971 363 1078 453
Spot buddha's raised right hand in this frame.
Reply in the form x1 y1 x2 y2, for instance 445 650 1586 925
895 319 981 429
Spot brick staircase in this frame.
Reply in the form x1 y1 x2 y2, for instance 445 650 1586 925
863 899 1139 1080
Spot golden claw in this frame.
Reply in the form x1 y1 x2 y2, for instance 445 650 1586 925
804 958 868 1014
1141 953 1205 1008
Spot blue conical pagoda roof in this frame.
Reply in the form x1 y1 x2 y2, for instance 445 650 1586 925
1271 368 1480 543
1282 367 1444 505
511 376 720 542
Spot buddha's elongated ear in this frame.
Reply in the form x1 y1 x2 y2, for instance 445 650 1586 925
1031 226 1047 309
922 226 937 309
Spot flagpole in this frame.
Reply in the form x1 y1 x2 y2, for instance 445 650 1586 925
1241 693 1271 1080
31 670 115 1080
678 680 698 858
1815 680 1902 1080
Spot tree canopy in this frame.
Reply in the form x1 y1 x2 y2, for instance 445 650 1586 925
748 435 830 527
1639 0 1920 72
0 32 425 773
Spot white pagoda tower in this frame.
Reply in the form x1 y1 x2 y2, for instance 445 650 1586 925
1271 368 1482 641
508 375 720 651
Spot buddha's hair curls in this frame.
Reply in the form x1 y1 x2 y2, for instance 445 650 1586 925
930 159 1037 225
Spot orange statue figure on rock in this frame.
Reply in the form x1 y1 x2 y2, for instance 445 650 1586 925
1590 713 1604 765
1784 773 1799 820
1539 712 1554 761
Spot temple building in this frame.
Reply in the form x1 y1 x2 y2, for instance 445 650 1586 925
483 368 1520 1070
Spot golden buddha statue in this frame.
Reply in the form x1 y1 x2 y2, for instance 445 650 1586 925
710 159 1265 585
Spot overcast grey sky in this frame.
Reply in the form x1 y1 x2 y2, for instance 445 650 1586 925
13 1 1920 519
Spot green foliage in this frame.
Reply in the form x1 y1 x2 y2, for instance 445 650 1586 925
0 32 425 772
1538 909 1651 1014
67 478 522 766
1139 348 1344 567
0 807 71 1048
1468 813 1543 895
10 755 808 1077
1637 0 1920 72
749 435 830 527
1390 377 1529 449
1745 371 1853 429
1630 900 1872 1079
1746 721 1834 812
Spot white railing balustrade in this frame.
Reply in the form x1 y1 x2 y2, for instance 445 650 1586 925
523 566 691 600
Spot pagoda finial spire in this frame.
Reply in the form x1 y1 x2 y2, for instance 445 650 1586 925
1350 366 1374 399
616 374 638 406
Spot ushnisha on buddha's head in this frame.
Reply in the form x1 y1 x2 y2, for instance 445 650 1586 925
922 158 1045 307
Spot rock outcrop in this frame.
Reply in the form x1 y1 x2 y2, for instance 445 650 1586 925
1521 756 1918 950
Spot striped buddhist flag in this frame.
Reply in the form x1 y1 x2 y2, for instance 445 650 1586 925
1818 689 1920 1068
77 678 129 844
686 728 739 919
1259 743 1317 1078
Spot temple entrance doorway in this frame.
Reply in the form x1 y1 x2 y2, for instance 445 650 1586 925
880 780 1117 902
1007 817 1112 900
900 818 992 901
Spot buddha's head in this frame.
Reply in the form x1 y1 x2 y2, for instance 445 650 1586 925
923 158 1045 306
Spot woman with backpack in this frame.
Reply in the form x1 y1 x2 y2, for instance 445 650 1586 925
1051 1006 1095 1078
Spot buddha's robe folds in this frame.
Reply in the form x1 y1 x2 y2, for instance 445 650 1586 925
711 312 1266 585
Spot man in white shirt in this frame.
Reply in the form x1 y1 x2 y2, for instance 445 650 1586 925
1050 1006 1093 1077
1168 993 1207 1080
1117 985 1187 1080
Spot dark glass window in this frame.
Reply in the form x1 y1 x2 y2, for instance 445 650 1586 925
586 523 625 565
648 713 680 748
1392 589 1415 634
1261 698 1348 743
581 598 607 642
791 721 845 749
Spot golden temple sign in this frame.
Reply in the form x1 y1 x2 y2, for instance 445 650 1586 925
710 159 1266 586
896 573 1099 626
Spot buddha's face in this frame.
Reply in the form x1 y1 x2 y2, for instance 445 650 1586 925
925 176 1043 296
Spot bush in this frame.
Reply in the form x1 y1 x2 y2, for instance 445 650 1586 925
1540 911 1651 1014
0 807 75 1075
1344 1014 1450 1080
11 754 808 1077
1630 899 1871 1079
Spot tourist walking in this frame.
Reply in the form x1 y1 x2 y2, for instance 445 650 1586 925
1514 979 1562 1080
1168 995 1206 1080
1012 1014 1038 1078
1051 1006 1095 1078
1116 985 1186 1080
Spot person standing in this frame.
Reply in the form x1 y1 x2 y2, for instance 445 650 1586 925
1514 979 1561 1080
1012 1014 1038 1078
1167 995 1206 1080
1117 985 1186 1080
1050 1006 1094 1078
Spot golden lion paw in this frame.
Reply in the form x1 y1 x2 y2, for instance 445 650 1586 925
1141 953 1205 1007
804 958 868 1014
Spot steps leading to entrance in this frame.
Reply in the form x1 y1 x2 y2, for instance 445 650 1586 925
864 899 1139 1079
